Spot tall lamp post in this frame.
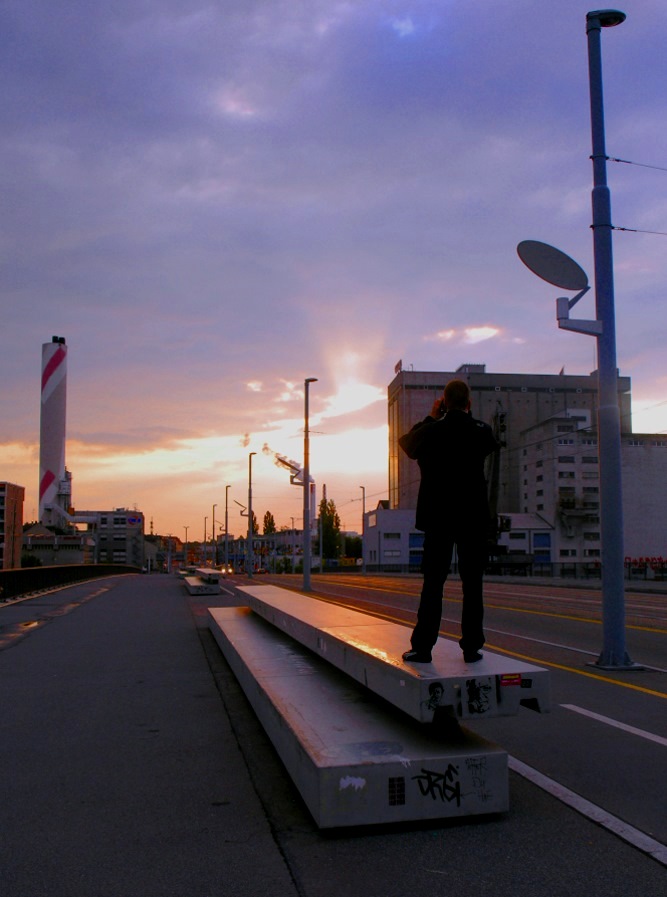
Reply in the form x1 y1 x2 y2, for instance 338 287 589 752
224 485 230 569
203 516 208 565
517 9 638 670
183 525 189 569
303 377 318 591
212 503 217 565
247 452 256 578
360 485 366 574
586 9 634 668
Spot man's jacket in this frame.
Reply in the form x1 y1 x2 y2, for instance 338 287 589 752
398 409 499 532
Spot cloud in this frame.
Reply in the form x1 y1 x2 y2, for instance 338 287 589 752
3 1 667 532
425 326 501 345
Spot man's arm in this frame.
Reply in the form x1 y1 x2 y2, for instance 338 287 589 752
398 395 445 458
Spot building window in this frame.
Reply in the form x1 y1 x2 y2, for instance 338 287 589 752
584 532 600 541
383 550 401 558
558 456 576 463
558 438 574 445
536 460 543 468
628 439 645 447
584 548 601 557
558 471 575 479
560 549 577 557
536 490 543 496
509 532 526 540
537 504 544 511
582 456 599 463
583 486 599 494
383 532 401 540
557 425 574 432
536 475 543 482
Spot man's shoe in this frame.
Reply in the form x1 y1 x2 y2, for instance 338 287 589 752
402 649 432 664
463 651 483 663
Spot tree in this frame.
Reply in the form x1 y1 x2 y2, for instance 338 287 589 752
344 535 362 559
318 498 341 560
248 510 259 537
263 511 276 535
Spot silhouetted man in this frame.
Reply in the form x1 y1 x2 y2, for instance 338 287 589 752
398 379 498 664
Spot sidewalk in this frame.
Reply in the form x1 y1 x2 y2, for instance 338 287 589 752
1 573 664 897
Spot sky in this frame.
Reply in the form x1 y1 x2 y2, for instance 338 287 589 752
2 1 667 540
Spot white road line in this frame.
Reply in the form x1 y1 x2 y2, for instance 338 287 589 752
469 622 598 656
508 756 667 867
561 704 667 747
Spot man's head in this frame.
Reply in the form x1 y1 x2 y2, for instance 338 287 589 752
443 379 471 412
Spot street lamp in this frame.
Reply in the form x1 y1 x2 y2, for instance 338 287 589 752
224 485 230 569
203 516 208 565
360 485 366 574
183 525 189 569
516 8 638 670
248 452 256 578
303 377 318 591
212 503 217 565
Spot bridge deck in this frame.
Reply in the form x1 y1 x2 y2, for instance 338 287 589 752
236 585 551 723
208 606 508 828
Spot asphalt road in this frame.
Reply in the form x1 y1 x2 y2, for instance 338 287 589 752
1 572 665 897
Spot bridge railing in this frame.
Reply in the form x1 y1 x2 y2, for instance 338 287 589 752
0 564 142 602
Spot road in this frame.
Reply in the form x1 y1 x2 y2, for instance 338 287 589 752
243 572 667 857
2 571 665 897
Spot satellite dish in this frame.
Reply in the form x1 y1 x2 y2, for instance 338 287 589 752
517 240 589 292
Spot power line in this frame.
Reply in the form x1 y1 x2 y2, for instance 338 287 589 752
609 156 667 173
613 225 667 237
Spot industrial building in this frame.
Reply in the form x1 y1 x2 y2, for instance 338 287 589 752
14 337 146 569
366 363 667 575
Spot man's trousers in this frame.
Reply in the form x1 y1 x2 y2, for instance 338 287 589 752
410 526 487 654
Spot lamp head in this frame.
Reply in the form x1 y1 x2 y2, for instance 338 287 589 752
587 9 626 28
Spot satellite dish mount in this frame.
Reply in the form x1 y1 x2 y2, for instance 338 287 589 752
517 240 602 336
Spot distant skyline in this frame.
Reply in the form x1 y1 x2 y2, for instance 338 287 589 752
2 2 667 536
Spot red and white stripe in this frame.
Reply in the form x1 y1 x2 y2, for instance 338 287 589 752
39 340 68 517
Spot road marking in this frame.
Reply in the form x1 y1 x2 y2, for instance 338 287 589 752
509 756 667 867
459 621 599 657
561 704 667 747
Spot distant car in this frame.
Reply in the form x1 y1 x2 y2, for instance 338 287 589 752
216 564 234 575
254 567 268 574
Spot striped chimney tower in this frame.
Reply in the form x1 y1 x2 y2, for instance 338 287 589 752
39 336 68 523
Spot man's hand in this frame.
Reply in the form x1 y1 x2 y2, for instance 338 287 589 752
430 395 445 418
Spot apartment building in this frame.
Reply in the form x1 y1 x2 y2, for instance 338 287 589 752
0 481 25 569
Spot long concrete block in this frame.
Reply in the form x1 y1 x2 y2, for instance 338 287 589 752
209 606 508 828
236 585 551 723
